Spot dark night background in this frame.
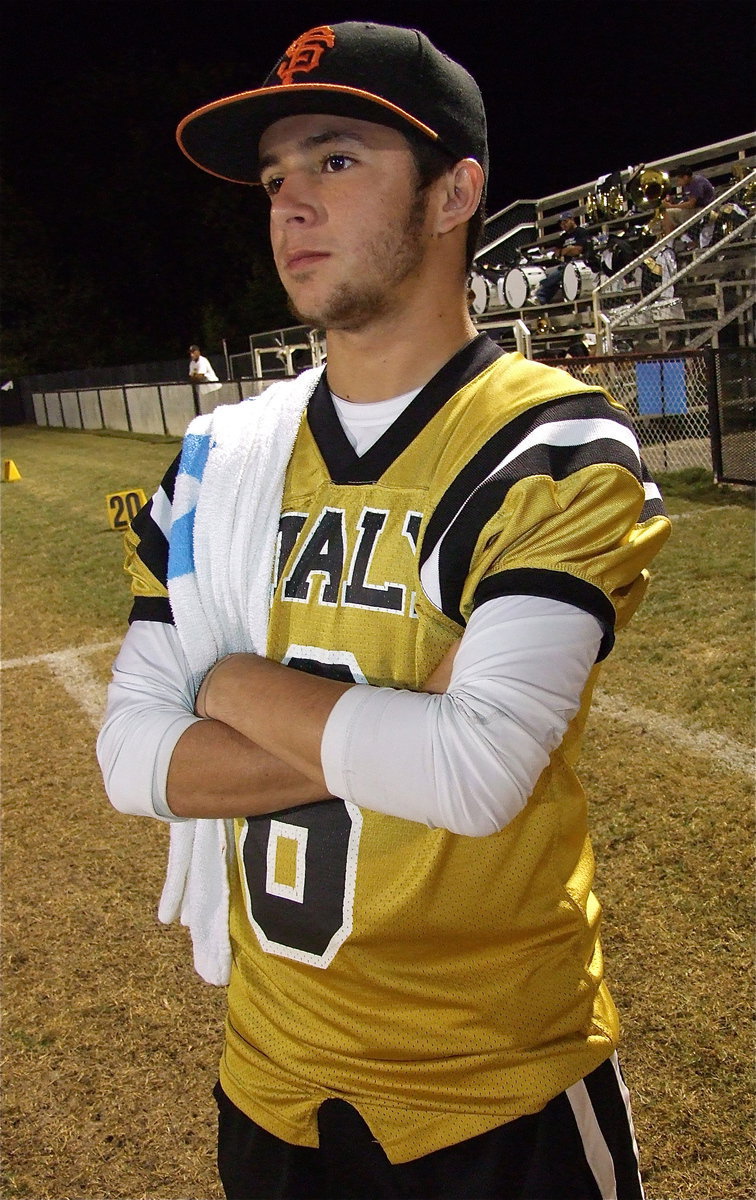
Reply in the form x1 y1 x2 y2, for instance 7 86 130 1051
1 0 754 376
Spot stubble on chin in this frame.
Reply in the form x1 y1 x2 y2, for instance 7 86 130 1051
284 187 430 333
287 282 395 332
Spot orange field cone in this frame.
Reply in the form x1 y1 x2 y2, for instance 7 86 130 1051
2 459 21 481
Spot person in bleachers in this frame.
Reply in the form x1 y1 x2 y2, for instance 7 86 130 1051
534 211 593 304
661 165 715 237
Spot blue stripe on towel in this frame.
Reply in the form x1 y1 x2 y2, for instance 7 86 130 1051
167 428 212 581
167 509 197 581
179 432 211 481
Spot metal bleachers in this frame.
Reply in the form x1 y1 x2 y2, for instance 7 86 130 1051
470 132 756 359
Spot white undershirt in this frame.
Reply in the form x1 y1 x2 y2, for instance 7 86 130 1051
97 388 604 837
331 387 420 454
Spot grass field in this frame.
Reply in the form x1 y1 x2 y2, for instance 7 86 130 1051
1 424 754 1200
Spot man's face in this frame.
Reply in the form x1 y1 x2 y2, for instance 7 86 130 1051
561 218 575 233
258 113 435 332
189 348 201 361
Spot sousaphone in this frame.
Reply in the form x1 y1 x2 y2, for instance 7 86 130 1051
627 166 670 210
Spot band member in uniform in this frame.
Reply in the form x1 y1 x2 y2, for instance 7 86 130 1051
98 21 670 1199
535 209 594 304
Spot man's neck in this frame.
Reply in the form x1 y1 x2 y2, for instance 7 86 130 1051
324 298 478 403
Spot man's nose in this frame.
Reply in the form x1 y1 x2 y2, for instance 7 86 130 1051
270 173 320 224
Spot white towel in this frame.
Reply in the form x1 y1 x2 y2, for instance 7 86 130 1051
159 368 322 984
157 817 235 986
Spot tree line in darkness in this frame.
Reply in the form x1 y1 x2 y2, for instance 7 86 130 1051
1 60 292 378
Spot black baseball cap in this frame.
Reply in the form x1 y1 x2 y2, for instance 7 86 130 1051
176 22 488 185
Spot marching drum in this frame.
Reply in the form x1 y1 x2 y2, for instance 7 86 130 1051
562 261 599 302
503 265 546 308
468 271 495 315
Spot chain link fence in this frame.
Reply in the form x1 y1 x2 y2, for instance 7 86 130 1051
540 349 713 473
22 344 753 485
707 346 756 484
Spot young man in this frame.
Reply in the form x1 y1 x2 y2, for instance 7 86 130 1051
98 22 670 1199
188 344 218 382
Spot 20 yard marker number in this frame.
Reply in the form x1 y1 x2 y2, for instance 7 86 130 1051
106 489 147 531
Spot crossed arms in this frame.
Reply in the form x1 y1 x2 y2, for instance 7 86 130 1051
98 596 602 837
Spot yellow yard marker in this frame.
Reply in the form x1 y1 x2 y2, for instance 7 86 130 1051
105 488 147 530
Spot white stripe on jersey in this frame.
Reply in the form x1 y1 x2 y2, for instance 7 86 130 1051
610 1052 645 1198
566 1076 618 1199
420 416 641 612
150 484 174 540
643 480 662 503
507 417 641 470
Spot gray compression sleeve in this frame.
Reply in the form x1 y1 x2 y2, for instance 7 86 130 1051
97 621 199 821
320 595 602 836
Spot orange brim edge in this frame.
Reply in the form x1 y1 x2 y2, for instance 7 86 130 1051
176 82 441 185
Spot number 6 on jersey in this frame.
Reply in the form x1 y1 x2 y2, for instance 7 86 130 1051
238 646 366 968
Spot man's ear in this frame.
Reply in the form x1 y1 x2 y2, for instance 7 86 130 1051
436 158 485 233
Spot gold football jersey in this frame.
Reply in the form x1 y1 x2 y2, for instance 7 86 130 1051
211 337 670 1161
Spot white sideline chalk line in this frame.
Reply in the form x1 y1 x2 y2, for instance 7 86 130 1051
0 640 121 670
592 690 753 779
1 640 120 729
48 651 115 729
3 640 753 779
668 507 746 522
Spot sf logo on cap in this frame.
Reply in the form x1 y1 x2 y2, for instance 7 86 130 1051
277 26 336 84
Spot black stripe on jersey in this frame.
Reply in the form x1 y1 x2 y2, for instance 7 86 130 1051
640 496 666 522
422 392 638 572
429 434 642 628
474 568 616 661
129 595 174 625
126 453 180 626
639 461 667 522
421 395 642 628
307 333 505 484
129 453 180 587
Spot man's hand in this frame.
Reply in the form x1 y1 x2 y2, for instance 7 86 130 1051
196 638 462 718
193 653 353 787
169 638 461 818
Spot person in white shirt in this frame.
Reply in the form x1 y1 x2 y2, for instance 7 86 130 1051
188 344 221 392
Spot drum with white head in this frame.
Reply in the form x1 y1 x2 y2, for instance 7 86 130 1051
562 261 599 302
502 265 546 308
468 271 495 315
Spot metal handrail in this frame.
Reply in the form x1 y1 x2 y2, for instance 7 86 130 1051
513 320 532 358
476 222 540 262
591 170 756 344
686 289 756 351
477 199 539 259
506 132 755 217
603 211 755 333
597 312 614 354
468 315 534 357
